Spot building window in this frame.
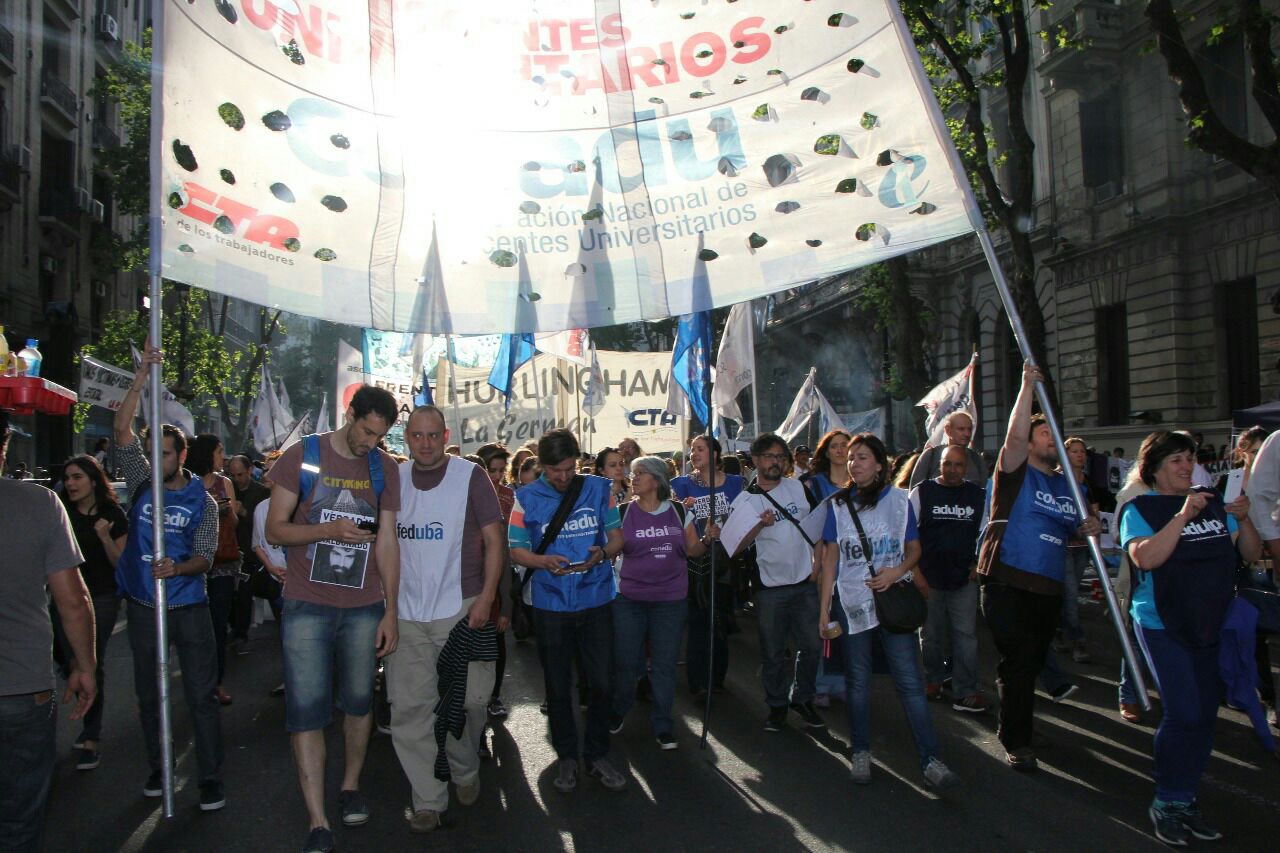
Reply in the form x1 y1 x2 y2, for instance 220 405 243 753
1216 277 1259 413
1199 31 1247 138
1095 303 1129 425
1080 88 1125 199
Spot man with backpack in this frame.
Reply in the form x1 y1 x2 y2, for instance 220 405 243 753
113 341 224 811
508 429 625 794
265 385 402 853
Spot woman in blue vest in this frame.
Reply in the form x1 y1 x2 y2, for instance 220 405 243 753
801 429 851 707
818 434 959 791
1119 430 1260 846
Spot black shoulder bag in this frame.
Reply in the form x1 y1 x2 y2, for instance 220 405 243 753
845 498 926 634
510 476 585 639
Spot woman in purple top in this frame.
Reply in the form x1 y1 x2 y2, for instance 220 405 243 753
612 456 715 749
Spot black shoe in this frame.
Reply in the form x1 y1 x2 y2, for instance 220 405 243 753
1149 803 1191 847
1180 801 1223 841
339 789 369 826
199 780 226 811
142 770 163 798
763 706 787 732
1048 683 1078 703
302 826 335 853
608 714 625 735
655 732 678 751
75 747 100 771
790 700 826 729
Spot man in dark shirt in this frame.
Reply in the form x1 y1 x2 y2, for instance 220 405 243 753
227 454 270 650
909 445 989 713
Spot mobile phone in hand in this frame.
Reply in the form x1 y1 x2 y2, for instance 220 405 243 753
356 519 379 534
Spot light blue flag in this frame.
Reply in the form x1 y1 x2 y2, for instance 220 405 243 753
488 333 536 409
667 311 712 429
413 364 434 407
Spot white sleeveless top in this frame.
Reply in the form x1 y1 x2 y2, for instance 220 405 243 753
833 487 911 635
396 457 472 622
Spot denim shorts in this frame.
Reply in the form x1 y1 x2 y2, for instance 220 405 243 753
282 598 385 732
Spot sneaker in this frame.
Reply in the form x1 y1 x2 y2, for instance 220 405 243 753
456 778 480 806
72 736 87 750
75 747 100 771
142 770 163 798
1071 643 1092 664
608 713 625 735
1006 748 1038 771
656 732 678 751
234 638 252 656
487 697 508 719
790 700 827 729
1180 801 1223 841
952 693 991 714
925 682 943 700
553 758 578 793
339 789 369 826
587 758 627 791
1148 802 1192 847
407 809 440 833
763 706 788 732
849 750 872 784
922 757 959 790
199 780 226 812
1048 683 1079 703
302 825 335 853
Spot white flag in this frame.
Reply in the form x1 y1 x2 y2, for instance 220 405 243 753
275 377 294 423
129 344 196 438
777 368 846 444
583 344 606 417
917 354 977 448
316 392 330 434
251 365 287 453
277 410 313 451
535 330 592 366
712 301 755 422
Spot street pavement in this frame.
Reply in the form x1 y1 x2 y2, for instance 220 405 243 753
43 596 1280 852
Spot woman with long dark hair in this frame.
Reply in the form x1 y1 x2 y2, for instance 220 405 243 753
671 434 744 695
819 434 958 790
1121 430 1260 845
595 446 631 505
57 454 128 770
187 434 241 706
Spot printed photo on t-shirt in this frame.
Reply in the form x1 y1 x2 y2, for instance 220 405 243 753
307 486 375 589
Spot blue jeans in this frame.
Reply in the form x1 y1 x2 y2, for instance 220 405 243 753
0 691 55 851
755 582 821 707
921 582 979 698
686 586 730 692
842 625 942 771
535 603 613 762
1119 622 1150 705
1135 624 1220 803
612 596 687 736
281 599 385 732
126 600 223 782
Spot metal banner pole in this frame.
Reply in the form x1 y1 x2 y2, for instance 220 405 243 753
976 229 1150 710
147 274 177 815
445 336 463 437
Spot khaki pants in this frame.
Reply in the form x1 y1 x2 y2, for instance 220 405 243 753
385 597 495 812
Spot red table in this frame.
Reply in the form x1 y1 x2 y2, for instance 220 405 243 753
0 375 78 416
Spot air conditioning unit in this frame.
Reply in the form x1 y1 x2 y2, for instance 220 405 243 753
90 199 105 222
10 145 31 172
39 256 57 274
76 187 93 213
1091 180 1122 203
97 14 120 43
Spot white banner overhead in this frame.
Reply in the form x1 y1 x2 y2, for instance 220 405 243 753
157 0 978 334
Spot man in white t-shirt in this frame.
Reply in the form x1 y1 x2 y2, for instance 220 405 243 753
729 433 824 733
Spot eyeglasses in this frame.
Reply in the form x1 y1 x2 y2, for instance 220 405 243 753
758 453 788 462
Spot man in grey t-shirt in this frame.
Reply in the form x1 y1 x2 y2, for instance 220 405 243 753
0 412 97 850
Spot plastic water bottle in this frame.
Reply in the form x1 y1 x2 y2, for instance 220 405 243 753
18 339 41 377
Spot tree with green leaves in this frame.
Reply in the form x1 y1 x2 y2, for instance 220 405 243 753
901 0 1058 408
1145 0 1280 199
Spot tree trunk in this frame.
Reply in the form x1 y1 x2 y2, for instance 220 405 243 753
885 257 932 441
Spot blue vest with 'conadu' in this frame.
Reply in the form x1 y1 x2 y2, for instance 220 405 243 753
117 472 209 608
517 474 615 613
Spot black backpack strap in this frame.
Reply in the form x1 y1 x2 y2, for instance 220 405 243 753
534 475 586 556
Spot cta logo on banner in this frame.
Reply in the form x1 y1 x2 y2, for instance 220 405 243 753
440 351 683 454
157 1 977 334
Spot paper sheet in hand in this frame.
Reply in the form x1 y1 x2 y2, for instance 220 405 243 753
1223 468 1245 504
720 496 766 558
800 496 836 545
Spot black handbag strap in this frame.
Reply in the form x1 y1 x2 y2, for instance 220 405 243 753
844 498 878 577
534 475 586 556
759 486 816 548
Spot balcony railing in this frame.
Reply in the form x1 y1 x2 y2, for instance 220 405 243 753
41 70 79 123
0 24 15 74
92 122 120 151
